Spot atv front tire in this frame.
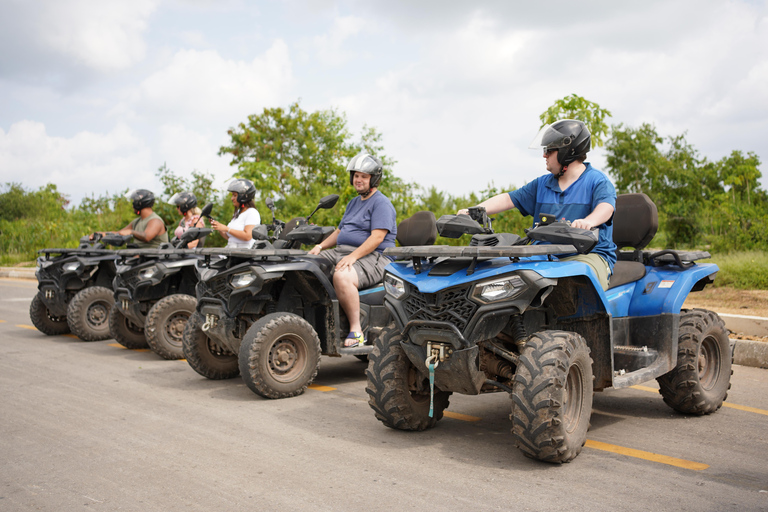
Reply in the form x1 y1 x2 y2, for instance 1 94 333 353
182 311 239 380
108 306 148 349
366 324 451 430
146 294 196 360
238 312 321 399
657 309 732 415
511 330 593 463
30 293 70 335
67 286 114 341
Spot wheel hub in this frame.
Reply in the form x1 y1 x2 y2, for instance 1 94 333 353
87 303 108 327
270 340 298 373
165 313 188 343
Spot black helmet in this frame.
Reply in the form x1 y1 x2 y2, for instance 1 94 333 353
226 178 256 205
169 191 197 214
347 153 383 189
126 189 155 211
529 119 591 166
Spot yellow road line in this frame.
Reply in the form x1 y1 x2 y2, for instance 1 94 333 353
444 410 482 422
631 385 768 416
585 439 709 470
721 402 768 416
308 384 336 392
17 324 37 330
63 334 79 339
0 319 6 323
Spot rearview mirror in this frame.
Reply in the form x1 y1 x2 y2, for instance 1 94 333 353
200 203 213 219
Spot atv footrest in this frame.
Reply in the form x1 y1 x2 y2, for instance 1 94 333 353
613 345 658 374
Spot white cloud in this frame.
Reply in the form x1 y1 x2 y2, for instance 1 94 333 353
0 121 154 203
312 15 367 66
39 0 157 71
132 41 294 123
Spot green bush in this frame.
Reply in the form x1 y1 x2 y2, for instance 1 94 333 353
704 251 768 290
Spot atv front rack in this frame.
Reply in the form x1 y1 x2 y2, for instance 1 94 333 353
385 244 578 275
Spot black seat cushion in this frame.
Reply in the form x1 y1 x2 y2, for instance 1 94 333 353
613 193 658 251
396 211 437 247
608 261 647 289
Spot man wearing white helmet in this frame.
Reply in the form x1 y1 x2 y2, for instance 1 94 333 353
309 153 397 347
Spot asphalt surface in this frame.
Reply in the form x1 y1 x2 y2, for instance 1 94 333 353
2 278 768 511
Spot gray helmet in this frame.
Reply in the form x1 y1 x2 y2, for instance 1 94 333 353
529 119 591 166
347 153 383 189
169 191 197 214
225 178 256 205
125 189 155 211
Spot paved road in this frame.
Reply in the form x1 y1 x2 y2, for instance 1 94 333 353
2 278 767 511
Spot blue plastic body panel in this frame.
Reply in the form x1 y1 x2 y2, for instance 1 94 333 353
386 257 719 319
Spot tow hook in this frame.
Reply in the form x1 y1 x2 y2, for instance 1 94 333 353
201 314 219 332
426 341 453 363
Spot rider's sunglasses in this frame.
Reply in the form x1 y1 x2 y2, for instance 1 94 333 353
544 148 557 156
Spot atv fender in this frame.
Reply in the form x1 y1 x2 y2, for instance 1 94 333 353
627 263 718 317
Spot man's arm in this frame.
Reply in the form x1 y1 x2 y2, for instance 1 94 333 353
458 192 515 215
571 202 614 230
334 229 387 271
308 229 340 255
119 218 165 242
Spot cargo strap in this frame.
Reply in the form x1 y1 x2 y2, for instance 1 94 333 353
425 354 439 418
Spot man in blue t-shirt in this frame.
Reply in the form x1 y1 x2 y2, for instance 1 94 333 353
459 120 617 290
309 153 398 347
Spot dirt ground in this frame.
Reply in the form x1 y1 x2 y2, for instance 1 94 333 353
683 286 768 342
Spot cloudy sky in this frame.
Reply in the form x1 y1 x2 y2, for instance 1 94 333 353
1 0 767 206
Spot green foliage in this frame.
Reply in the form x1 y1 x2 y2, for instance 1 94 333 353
539 94 612 147
0 183 69 221
703 251 768 289
606 124 767 251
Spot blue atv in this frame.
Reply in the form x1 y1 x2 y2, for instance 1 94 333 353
365 193 731 463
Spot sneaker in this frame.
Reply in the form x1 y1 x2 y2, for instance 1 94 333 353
344 331 366 348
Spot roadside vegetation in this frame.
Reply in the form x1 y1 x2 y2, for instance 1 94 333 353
2 97 766 289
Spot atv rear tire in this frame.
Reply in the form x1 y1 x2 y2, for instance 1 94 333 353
238 312 321 399
30 293 70 335
511 330 593 463
67 286 114 341
365 324 450 430
182 311 239 380
657 309 732 415
146 294 196 360
108 306 148 349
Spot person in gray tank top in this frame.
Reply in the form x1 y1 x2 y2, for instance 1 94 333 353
93 189 169 249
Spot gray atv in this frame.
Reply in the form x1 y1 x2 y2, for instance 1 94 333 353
31 233 131 341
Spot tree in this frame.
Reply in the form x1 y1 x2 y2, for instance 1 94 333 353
218 100 412 226
539 94 612 147
153 163 219 225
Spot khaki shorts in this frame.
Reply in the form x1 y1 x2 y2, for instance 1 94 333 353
560 253 612 291
316 245 391 290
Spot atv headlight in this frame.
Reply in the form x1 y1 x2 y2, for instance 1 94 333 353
230 271 257 289
62 261 82 272
472 275 526 304
138 266 159 281
37 258 53 269
384 274 406 300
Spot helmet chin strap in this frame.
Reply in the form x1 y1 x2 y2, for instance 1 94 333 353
358 188 372 198
556 165 568 179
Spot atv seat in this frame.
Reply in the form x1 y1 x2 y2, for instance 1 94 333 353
395 210 438 248
608 193 658 290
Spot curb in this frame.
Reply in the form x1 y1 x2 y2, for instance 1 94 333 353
0 267 36 279
732 339 768 369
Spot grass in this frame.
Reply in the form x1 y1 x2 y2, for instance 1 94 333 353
703 251 768 290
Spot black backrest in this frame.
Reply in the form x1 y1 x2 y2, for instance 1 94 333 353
396 211 437 247
613 193 658 250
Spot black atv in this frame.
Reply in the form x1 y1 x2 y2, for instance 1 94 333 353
182 195 438 400
31 233 131 340
110 219 213 359
366 194 730 463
